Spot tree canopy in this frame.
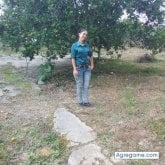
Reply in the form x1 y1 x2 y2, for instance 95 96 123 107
0 0 164 60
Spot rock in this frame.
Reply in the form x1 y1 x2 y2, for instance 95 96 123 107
31 83 41 91
0 89 3 96
53 108 96 146
68 143 112 165
110 155 126 165
0 81 7 85
3 85 21 97
0 96 11 104
37 80 45 85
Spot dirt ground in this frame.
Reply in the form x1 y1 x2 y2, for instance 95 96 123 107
0 48 165 165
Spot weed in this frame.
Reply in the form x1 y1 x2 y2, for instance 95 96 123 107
0 143 9 165
120 89 137 117
148 118 165 140
129 160 150 165
0 65 31 90
28 131 68 165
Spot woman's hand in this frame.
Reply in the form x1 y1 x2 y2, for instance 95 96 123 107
73 69 79 76
89 65 94 70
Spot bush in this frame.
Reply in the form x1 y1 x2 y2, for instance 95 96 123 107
137 53 156 63
36 63 54 85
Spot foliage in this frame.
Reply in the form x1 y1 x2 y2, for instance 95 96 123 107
137 53 156 63
36 62 54 84
123 20 165 55
73 0 165 58
0 0 72 60
0 0 164 60
143 27 165 55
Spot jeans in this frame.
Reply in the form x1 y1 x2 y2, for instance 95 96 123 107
74 66 91 104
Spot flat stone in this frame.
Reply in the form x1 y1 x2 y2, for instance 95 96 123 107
0 96 11 104
3 85 21 97
0 89 3 96
37 80 45 85
110 155 126 165
53 108 96 146
0 81 7 85
31 84 41 91
68 143 112 165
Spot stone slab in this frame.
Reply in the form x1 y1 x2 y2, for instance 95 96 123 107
54 108 96 145
68 143 112 165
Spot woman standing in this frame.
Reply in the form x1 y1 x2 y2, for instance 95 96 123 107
71 29 94 107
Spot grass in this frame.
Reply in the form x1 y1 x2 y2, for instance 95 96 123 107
160 98 165 109
97 128 114 146
0 64 69 164
0 49 164 164
28 132 68 165
148 118 165 141
76 56 164 164
159 85 165 92
0 125 68 165
0 143 9 165
123 90 136 107
51 67 73 87
129 160 150 165
0 65 31 90
93 59 164 76
120 89 137 116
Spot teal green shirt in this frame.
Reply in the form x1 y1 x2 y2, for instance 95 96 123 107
71 41 93 65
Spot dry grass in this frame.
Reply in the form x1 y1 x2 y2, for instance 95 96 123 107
0 48 164 164
68 50 165 165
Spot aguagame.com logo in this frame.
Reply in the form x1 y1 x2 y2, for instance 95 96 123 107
115 152 159 160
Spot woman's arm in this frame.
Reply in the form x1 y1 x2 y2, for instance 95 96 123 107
71 43 78 76
71 58 78 76
71 58 77 71
89 56 94 70
88 45 94 70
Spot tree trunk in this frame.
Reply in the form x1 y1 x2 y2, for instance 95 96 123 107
97 47 101 61
25 58 30 77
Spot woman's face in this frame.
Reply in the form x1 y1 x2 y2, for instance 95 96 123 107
79 31 88 42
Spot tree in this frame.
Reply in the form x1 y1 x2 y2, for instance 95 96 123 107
71 0 127 59
143 27 165 55
0 0 75 61
121 0 165 57
71 0 164 59
0 0 164 62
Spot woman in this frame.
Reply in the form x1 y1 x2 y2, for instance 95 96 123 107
71 29 94 107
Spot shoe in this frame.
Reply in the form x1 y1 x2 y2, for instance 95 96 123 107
79 103 84 107
83 102 91 107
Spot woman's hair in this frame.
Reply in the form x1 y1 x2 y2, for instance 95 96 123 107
79 28 87 34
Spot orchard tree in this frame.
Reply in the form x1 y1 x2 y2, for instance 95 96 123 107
67 0 165 59
0 0 75 60
142 27 165 55
71 0 128 59
0 0 164 61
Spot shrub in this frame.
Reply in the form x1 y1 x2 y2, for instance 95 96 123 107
137 53 156 63
36 63 54 85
